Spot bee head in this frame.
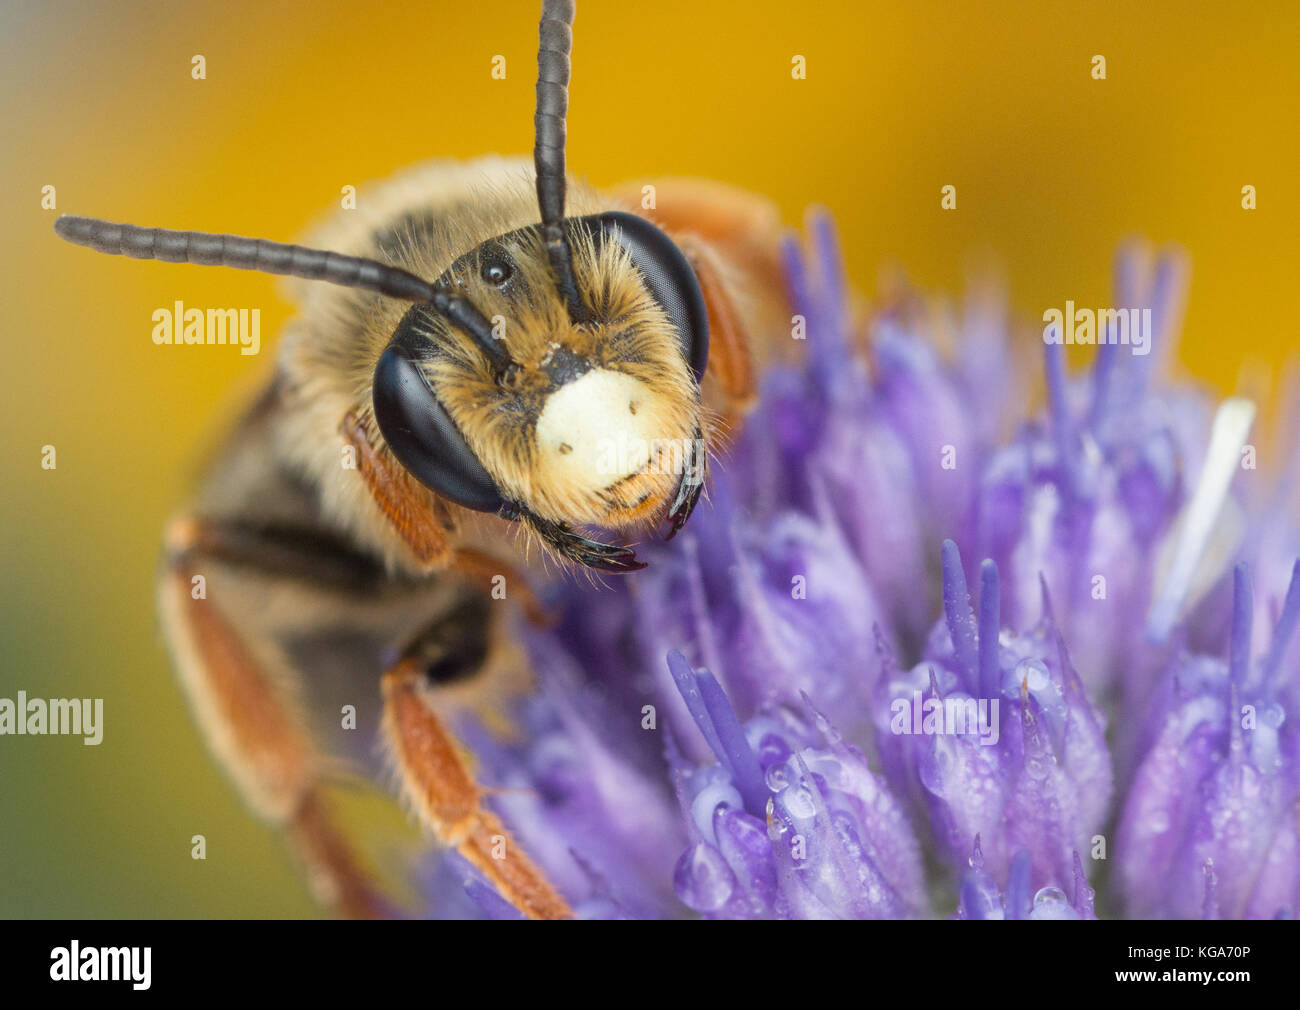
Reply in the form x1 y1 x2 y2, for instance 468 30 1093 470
370 0 711 570
50 0 708 571
375 215 707 538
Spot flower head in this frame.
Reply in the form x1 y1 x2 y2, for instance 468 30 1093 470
1118 561 1300 918
875 540 1111 891
667 652 926 918
424 214 1300 921
955 840 1097 920
974 246 1220 701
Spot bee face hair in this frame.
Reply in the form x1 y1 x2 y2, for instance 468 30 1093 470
422 223 701 528
49 0 711 570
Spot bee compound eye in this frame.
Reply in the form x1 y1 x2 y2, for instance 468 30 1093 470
591 212 710 382
372 343 505 514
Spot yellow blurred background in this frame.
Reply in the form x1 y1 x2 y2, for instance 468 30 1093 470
2 0 1296 917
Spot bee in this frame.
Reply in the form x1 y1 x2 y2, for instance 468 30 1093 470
53 0 789 919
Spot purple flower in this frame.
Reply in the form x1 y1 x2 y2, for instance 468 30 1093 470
974 245 1216 699
1186 378 1300 695
628 481 889 743
742 214 1000 648
875 540 1112 892
1117 562 1300 919
955 841 1097 920
667 652 927 918
421 214 1300 921
452 637 685 918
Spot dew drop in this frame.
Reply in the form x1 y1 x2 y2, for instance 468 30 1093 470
780 785 817 819
673 843 735 912
1014 658 1051 693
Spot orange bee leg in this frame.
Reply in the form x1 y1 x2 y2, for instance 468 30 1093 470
615 178 792 437
381 658 573 920
612 177 786 277
446 546 554 627
341 411 457 570
161 517 390 919
341 411 556 626
678 234 760 428
340 409 570 915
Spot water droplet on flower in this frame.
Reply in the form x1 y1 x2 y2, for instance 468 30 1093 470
690 781 743 843
780 785 817 819
1012 658 1050 694
756 732 792 768
1028 885 1080 919
673 842 735 912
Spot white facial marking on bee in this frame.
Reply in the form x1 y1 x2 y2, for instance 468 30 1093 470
535 368 664 491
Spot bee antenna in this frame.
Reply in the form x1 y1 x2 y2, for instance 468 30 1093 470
534 0 588 323
429 285 513 373
53 215 515 371
53 215 440 302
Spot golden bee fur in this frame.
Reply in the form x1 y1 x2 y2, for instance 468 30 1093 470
273 157 707 573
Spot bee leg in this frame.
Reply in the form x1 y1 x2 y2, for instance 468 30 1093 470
341 411 457 571
680 236 759 426
665 428 707 540
506 504 646 573
380 658 573 920
161 517 390 919
618 179 789 432
446 547 554 626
